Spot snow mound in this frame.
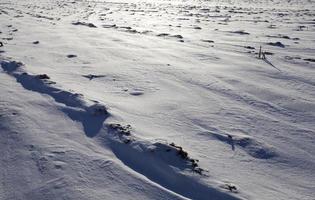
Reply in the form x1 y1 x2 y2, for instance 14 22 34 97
102 123 241 200
1 60 109 137
210 132 277 159
1 60 241 199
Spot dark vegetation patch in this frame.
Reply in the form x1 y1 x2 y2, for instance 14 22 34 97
72 21 97 28
244 46 255 49
304 58 315 62
201 39 214 43
36 74 50 80
169 142 204 174
221 183 238 193
82 74 106 80
108 123 132 136
66 54 77 58
229 30 250 35
266 41 285 48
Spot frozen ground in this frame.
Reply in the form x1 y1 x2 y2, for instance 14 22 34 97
0 0 314 199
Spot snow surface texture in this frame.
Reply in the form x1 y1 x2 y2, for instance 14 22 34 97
0 0 314 199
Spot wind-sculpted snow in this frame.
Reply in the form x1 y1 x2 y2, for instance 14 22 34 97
1 60 242 200
209 132 277 159
1 60 109 137
1 0 315 199
103 123 241 200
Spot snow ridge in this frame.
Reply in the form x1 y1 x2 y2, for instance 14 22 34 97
1 60 241 200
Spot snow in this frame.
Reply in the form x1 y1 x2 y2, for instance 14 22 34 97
1 0 314 199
